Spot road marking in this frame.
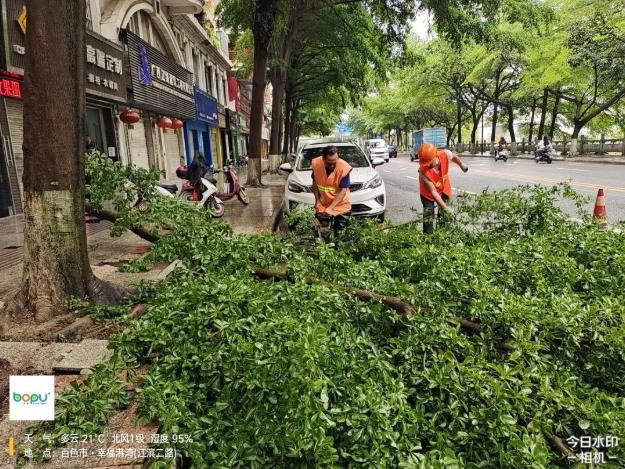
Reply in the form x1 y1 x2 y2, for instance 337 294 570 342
406 176 419 181
468 168 625 193
383 170 390 173
401 167 409 170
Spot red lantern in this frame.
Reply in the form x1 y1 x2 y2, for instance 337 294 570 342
157 117 173 129
120 110 140 124
171 118 184 130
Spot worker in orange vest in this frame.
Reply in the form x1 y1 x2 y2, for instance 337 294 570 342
311 145 353 232
418 143 468 234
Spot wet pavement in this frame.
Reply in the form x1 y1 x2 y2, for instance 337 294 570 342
381 153 625 224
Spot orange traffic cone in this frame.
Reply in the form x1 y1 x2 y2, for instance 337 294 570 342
593 189 607 227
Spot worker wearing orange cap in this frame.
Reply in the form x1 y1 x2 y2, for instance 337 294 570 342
418 143 468 234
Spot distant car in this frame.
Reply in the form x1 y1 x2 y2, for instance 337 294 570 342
365 138 390 162
279 142 387 220
388 145 398 158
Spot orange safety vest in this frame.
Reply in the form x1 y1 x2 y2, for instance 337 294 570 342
311 156 352 216
419 149 453 201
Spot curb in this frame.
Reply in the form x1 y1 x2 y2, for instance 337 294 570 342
458 153 625 166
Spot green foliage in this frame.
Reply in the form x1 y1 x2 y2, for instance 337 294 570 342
29 178 625 467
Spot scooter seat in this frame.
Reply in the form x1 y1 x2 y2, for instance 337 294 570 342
157 182 178 193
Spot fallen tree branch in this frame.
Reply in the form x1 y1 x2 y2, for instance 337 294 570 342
85 202 160 243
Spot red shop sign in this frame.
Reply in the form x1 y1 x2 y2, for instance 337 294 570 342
0 78 22 99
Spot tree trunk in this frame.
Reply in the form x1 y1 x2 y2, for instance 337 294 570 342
569 123 583 157
282 93 292 155
456 90 463 143
6 0 120 323
507 106 516 142
490 103 498 143
246 0 279 187
548 93 561 139
269 67 284 155
537 88 548 140
528 97 536 143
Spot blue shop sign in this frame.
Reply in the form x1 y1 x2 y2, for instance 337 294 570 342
194 86 218 125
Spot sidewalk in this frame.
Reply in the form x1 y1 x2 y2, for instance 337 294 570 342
0 171 287 271
224 170 286 234
458 151 625 165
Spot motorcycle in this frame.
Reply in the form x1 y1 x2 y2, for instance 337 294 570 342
534 147 554 164
209 160 249 205
494 147 510 162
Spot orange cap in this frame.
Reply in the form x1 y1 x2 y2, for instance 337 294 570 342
418 143 437 167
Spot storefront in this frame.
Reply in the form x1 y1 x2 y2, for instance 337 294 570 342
123 30 195 179
226 108 240 164
218 108 231 165
85 30 127 161
0 2 127 216
184 86 218 166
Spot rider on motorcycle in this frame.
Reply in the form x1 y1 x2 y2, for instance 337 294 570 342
535 135 553 159
497 137 508 152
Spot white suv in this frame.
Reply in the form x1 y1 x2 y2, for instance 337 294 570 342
366 139 390 162
280 142 387 220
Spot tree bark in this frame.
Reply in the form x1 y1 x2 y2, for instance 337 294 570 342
528 97 536 143
456 90 463 143
569 123 583 157
507 106 516 142
246 0 280 187
282 92 292 155
3 0 121 324
537 88 548 140
548 93 561 140
269 67 284 156
490 103 498 143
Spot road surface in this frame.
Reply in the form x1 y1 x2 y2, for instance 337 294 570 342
380 154 625 224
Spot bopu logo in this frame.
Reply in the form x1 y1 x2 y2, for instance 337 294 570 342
9 376 55 421
13 391 51 405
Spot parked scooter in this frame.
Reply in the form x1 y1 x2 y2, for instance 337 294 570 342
210 160 250 205
141 151 225 217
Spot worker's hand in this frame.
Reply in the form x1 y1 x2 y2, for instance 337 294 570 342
315 202 323 212
442 205 455 217
461 164 469 173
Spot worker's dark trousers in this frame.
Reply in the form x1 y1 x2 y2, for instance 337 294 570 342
421 194 449 234
333 212 352 234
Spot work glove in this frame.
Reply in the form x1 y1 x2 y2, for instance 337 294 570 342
442 206 455 218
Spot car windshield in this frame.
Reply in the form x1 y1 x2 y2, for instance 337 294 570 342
369 141 386 148
297 146 370 170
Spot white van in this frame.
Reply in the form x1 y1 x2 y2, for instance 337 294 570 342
365 139 390 162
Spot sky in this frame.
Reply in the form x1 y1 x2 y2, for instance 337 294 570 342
410 9 435 41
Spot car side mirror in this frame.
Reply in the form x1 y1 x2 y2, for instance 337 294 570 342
371 157 385 167
279 162 293 173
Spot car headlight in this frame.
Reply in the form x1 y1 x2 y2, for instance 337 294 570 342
288 181 311 193
362 174 382 189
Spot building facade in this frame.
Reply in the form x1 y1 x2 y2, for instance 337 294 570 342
0 0 233 217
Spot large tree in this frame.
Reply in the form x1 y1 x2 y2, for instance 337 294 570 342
2 0 120 325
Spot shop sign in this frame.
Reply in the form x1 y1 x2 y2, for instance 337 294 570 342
218 113 226 128
194 86 218 125
0 78 22 99
86 31 127 102
124 31 195 120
